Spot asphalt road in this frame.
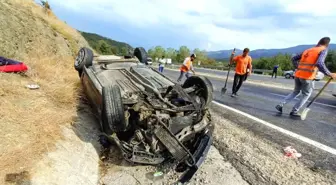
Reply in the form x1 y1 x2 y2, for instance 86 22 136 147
162 68 336 171
167 66 335 92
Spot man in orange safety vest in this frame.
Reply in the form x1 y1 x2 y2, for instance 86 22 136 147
275 37 336 118
177 54 196 82
230 48 252 97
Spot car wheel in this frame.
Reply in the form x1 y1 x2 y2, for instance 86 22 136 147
74 47 93 77
133 47 148 64
101 85 127 133
182 76 213 108
285 74 291 79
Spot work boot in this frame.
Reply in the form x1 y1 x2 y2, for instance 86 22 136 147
275 105 283 113
290 111 301 118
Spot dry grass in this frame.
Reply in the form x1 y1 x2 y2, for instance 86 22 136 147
0 56 81 176
8 0 90 57
0 0 90 179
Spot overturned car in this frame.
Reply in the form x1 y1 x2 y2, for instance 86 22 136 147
74 47 214 183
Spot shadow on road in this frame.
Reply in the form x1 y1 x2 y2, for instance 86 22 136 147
5 171 31 185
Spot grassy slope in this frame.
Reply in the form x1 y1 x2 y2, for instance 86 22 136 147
0 0 90 178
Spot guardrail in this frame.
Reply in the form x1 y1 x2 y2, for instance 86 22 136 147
252 69 273 75
152 63 279 75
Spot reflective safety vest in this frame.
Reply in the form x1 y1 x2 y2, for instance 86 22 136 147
295 46 326 80
180 57 192 72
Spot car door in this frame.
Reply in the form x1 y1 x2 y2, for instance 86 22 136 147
82 67 103 113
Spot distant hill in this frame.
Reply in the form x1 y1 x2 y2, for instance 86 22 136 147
207 44 336 59
80 31 133 55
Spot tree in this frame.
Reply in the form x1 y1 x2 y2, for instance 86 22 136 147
153 46 166 60
148 48 155 59
193 48 207 65
80 31 133 56
276 54 292 71
121 46 129 56
165 48 177 62
252 53 294 72
177 46 190 62
110 46 118 55
40 0 51 10
96 40 111 55
326 50 336 72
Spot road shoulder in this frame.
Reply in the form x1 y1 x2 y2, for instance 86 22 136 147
210 103 336 185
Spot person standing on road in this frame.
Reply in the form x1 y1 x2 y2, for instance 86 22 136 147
275 37 336 118
158 56 165 73
230 48 252 97
177 54 196 82
271 64 279 78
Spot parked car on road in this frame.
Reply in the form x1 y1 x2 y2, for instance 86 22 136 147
283 70 295 79
283 70 324 81
74 47 214 183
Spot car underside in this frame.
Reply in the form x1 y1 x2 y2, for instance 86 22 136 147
74 47 214 183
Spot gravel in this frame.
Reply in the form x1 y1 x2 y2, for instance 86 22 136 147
25 102 336 185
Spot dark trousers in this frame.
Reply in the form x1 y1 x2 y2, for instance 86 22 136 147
177 71 191 82
243 73 248 81
232 73 245 94
271 70 277 78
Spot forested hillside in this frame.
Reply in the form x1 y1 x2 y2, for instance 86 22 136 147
80 31 133 55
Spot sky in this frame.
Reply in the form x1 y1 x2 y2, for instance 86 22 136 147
45 0 336 51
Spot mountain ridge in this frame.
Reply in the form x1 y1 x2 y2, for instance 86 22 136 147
207 44 336 59
80 31 133 55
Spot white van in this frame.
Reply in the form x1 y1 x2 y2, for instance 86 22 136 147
166 58 172 65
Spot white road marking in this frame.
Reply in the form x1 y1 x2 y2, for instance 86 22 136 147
270 93 336 108
212 101 336 156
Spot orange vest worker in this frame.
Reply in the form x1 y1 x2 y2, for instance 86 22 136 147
180 57 192 72
295 46 326 80
233 55 252 75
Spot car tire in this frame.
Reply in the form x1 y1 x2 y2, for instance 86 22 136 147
285 74 291 79
182 76 213 108
133 47 148 64
74 47 94 77
101 85 127 133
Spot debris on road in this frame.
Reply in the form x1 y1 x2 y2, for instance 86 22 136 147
153 171 164 177
25 84 40 90
100 146 248 185
284 146 302 158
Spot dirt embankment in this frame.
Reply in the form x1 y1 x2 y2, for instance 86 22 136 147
0 0 91 183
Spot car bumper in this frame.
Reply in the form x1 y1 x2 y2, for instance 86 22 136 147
178 132 213 184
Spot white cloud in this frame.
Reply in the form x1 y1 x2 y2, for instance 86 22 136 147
49 0 336 50
279 0 336 16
